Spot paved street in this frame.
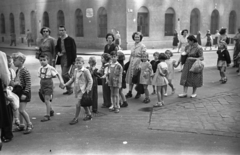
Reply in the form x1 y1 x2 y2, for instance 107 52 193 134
0 45 240 155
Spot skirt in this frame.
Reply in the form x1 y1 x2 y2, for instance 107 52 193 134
180 58 203 87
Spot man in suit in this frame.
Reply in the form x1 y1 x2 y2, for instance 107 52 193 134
56 26 77 95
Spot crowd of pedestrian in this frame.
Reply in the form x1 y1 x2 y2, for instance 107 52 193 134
0 25 240 151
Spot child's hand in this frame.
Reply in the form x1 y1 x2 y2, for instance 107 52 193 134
21 95 27 100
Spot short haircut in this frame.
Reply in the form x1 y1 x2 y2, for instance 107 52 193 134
88 56 97 66
106 33 115 41
39 54 49 60
141 52 149 59
101 53 111 62
110 50 118 57
75 57 84 63
165 50 173 58
117 50 125 61
219 28 227 35
12 52 26 63
40 27 51 35
158 53 168 61
59 25 66 30
187 35 198 43
219 42 228 50
132 32 143 41
153 52 159 57
181 29 188 35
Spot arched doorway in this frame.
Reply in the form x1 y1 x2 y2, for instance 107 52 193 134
31 11 37 44
190 8 200 35
210 10 219 34
42 11 50 28
19 12 25 34
75 9 84 37
164 8 175 36
57 10 65 28
137 6 149 36
229 10 236 34
97 7 107 38
9 13 15 33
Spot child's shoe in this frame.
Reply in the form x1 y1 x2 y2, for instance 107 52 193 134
109 105 115 111
50 110 54 117
151 91 156 95
69 118 78 125
83 115 92 121
41 115 50 122
172 88 176 94
153 102 163 107
23 124 33 134
125 91 132 98
13 124 25 132
143 98 150 104
120 101 128 108
164 93 168 97
114 108 120 113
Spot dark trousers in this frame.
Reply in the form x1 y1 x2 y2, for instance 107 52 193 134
91 86 98 111
1 104 13 140
102 78 111 107
10 40 16 46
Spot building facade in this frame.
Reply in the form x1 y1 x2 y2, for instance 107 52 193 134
0 0 240 49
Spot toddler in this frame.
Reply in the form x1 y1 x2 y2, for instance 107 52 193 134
150 52 160 95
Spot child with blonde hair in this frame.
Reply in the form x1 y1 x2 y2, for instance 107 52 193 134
152 53 169 107
139 52 153 103
164 50 177 96
11 52 33 134
61 57 93 125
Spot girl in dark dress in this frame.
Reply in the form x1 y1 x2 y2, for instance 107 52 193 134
172 30 179 49
203 30 212 50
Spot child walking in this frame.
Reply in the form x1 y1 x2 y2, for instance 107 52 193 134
61 57 93 125
38 54 64 122
217 42 231 83
164 50 177 96
152 53 169 107
139 52 153 103
107 51 123 113
11 52 33 134
150 52 160 95
117 50 128 108
203 30 213 50
99 53 112 109
6 55 20 126
88 56 99 113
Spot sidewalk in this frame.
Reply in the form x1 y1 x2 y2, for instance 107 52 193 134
0 42 235 56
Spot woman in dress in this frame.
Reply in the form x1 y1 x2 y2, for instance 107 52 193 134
177 29 189 71
125 32 147 99
178 35 204 98
218 28 229 46
38 27 56 67
104 33 116 54
0 51 13 149
172 30 179 49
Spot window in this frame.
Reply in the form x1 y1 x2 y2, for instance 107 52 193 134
137 6 149 36
98 7 107 38
75 9 84 37
164 8 175 36
229 11 236 34
43 12 49 28
57 10 65 27
19 12 25 34
9 13 15 33
210 10 219 34
1 14 5 34
190 8 200 35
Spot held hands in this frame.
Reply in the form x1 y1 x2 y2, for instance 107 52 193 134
59 83 65 89
21 95 27 100
57 52 63 56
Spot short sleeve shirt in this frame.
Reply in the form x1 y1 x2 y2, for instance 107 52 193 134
38 64 58 79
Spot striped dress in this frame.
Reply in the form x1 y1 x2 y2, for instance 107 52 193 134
180 43 204 88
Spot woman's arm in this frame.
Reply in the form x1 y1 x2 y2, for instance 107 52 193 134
0 52 10 86
85 69 93 92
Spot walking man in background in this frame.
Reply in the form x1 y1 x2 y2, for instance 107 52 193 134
55 26 77 95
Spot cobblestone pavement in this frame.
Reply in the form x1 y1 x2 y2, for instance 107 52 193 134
149 89 240 138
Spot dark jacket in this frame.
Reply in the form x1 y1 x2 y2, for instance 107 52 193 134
104 43 116 54
217 49 231 64
56 36 77 67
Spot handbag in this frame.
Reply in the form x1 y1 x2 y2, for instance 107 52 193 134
190 59 204 73
55 55 61 65
135 84 144 94
35 49 41 59
132 69 141 84
225 37 230 45
81 91 93 107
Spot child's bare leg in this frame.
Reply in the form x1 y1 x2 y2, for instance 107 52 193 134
114 88 120 108
83 107 91 116
44 95 51 116
119 88 126 102
160 86 165 103
143 85 149 98
152 85 156 94
156 86 161 102
19 102 32 125
74 100 81 119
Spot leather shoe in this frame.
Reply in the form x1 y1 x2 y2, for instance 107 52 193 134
178 94 187 98
69 118 78 125
2 137 11 143
190 94 197 98
135 93 141 99
63 90 73 95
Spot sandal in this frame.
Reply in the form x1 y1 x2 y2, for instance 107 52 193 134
23 124 33 134
13 124 25 132
41 115 50 122
153 102 163 107
69 118 78 125
114 108 120 113
83 115 92 121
